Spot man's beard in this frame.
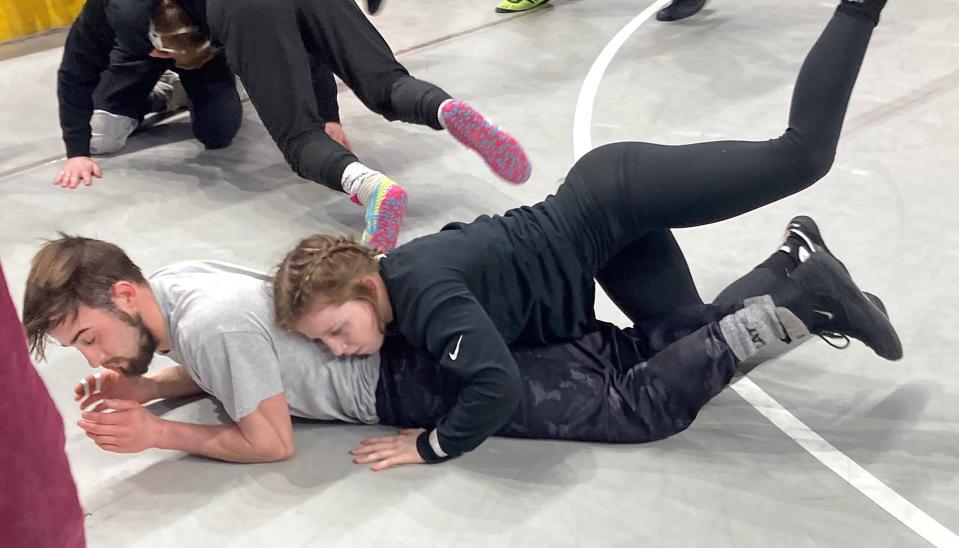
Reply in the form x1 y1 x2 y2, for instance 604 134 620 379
113 310 159 377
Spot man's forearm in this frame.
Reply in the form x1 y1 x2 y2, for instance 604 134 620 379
154 419 292 463
144 365 203 400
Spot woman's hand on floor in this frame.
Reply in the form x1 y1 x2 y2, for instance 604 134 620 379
351 428 426 471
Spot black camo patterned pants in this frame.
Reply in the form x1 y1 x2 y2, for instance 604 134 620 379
376 306 743 443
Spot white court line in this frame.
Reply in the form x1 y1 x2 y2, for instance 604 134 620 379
572 0 671 161
571 5 959 547
733 379 959 547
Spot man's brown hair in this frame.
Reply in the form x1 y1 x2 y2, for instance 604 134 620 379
22 235 145 360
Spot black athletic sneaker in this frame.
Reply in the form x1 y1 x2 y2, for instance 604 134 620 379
656 0 707 22
786 215 828 251
781 215 826 260
781 214 859 276
367 0 386 15
816 291 887 350
790 252 903 361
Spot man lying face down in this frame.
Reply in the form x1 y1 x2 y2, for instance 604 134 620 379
23 235 379 464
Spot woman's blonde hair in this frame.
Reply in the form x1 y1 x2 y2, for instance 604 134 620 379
273 235 385 332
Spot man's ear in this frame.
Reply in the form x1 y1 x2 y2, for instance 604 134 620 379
110 281 139 312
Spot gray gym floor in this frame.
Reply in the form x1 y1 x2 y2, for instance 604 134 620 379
1 0 957 546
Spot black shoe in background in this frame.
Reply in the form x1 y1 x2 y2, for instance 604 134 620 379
657 0 707 22
368 0 386 15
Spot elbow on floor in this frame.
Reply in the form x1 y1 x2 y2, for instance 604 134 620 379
253 442 295 463
275 442 296 461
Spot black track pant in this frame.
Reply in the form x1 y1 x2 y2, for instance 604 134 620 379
93 52 242 149
377 305 742 444
206 0 451 191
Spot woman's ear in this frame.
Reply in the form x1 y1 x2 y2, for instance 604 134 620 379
359 274 388 305
359 274 378 293
359 274 389 331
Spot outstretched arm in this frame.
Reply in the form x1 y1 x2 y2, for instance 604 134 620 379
58 0 113 160
148 364 204 399
55 0 115 188
78 392 295 463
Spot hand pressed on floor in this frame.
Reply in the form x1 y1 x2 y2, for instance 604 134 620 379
54 156 102 189
351 428 426 471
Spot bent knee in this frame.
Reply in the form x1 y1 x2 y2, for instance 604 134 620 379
196 130 236 150
780 132 837 183
194 115 241 150
795 147 836 182
194 124 240 149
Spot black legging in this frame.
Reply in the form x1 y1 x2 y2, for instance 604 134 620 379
205 0 451 191
548 7 875 325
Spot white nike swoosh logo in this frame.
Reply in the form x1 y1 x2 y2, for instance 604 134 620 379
449 335 463 361
813 309 834 320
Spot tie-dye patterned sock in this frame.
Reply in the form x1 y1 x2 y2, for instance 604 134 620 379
439 99 532 184
341 162 378 200
361 175 408 252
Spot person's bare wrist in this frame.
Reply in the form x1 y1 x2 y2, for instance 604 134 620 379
151 416 167 450
139 375 160 402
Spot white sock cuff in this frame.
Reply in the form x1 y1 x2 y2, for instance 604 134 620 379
437 98 454 130
341 162 376 195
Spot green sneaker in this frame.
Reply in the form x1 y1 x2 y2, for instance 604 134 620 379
495 0 550 13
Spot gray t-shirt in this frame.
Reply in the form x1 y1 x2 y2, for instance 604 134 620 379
149 260 380 423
